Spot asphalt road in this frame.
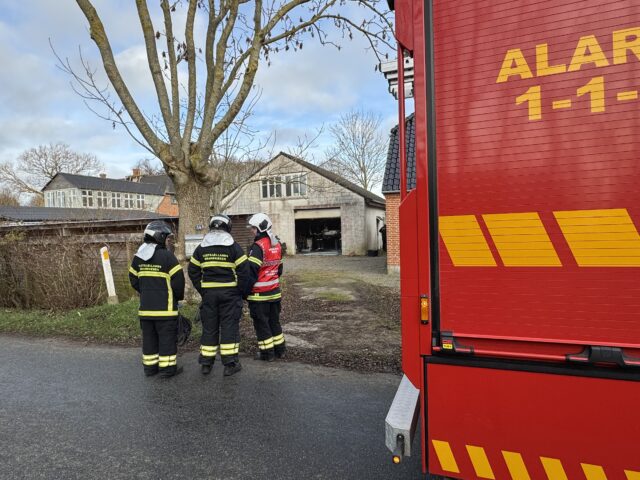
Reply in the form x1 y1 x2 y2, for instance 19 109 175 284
0 336 422 480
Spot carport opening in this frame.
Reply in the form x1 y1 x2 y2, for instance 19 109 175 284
295 217 341 255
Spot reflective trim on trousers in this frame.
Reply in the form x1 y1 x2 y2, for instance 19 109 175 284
272 333 285 346
258 337 274 350
200 345 218 357
158 355 177 368
142 353 159 366
219 343 240 356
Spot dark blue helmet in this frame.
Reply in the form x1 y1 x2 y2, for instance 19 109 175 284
143 220 172 246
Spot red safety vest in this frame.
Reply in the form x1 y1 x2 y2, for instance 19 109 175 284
252 237 282 293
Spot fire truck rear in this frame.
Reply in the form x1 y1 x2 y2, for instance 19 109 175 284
383 1 640 478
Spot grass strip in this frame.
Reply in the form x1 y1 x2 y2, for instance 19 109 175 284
0 299 201 344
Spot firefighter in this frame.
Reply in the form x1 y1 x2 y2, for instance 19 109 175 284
129 221 185 378
188 214 248 376
246 213 286 362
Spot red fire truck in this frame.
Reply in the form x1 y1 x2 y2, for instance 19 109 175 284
384 1 640 479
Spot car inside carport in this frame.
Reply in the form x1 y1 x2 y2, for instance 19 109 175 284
295 217 341 254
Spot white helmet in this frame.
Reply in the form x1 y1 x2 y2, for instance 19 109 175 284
248 213 272 233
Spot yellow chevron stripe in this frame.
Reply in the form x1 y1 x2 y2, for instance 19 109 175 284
483 212 561 267
502 451 531 480
540 457 568 480
439 216 496 267
626 470 640 480
466 445 495 479
432 440 460 473
555 208 640 267
581 464 608 480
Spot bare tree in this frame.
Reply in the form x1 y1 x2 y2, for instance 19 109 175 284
323 109 388 191
0 143 103 201
0 188 20 207
63 0 393 257
133 158 165 176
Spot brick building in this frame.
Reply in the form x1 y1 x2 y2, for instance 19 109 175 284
381 114 416 273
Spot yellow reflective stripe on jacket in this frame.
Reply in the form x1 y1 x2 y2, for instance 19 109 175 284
235 255 248 266
137 272 174 310
168 264 182 277
129 267 138 277
248 256 263 266
137 271 170 279
201 281 238 288
190 257 202 267
201 261 236 269
138 310 178 317
247 292 282 302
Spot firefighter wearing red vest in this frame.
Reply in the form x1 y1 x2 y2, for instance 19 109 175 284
188 214 249 376
129 221 185 378
246 213 286 362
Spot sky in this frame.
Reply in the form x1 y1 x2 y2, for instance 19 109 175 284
0 0 399 184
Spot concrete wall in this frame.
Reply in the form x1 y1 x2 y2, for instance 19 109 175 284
224 154 371 255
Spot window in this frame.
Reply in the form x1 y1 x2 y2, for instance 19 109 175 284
111 192 122 209
261 174 307 199
285 174 307 197
56 190 66 207
81 190 94 207
68 190 79 207
96 191 109 208
136 194 145 209
45 191 52 207
260 173 307 198
123 193 134 209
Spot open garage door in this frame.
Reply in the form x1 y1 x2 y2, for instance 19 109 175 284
294 208 341 255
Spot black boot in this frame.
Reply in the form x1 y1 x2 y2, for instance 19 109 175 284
144 367 159 377
274 346 286 359
201 364 212 375
254 350 275 362
223 361 242 376
160 366 184 378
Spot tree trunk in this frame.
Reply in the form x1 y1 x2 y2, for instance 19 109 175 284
173 179 212 261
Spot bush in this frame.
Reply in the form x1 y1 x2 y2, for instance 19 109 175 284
0 231 106 310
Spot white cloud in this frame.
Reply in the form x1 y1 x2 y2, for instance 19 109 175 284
0 2 397 178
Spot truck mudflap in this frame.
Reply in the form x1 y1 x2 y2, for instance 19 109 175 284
425 357 640 479
385 374 420 463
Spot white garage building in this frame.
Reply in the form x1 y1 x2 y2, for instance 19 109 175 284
223 152 385 256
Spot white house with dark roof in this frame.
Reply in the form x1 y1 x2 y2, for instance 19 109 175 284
42 172 166 212
223 152 386 256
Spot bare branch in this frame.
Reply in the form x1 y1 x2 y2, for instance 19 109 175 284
135 0 180 148
74 0 165 155
161 0 181 136
182 0 198 157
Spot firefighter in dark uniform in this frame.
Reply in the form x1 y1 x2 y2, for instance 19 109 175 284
246 213 286 362
188 214 249 376
129 221 185 378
